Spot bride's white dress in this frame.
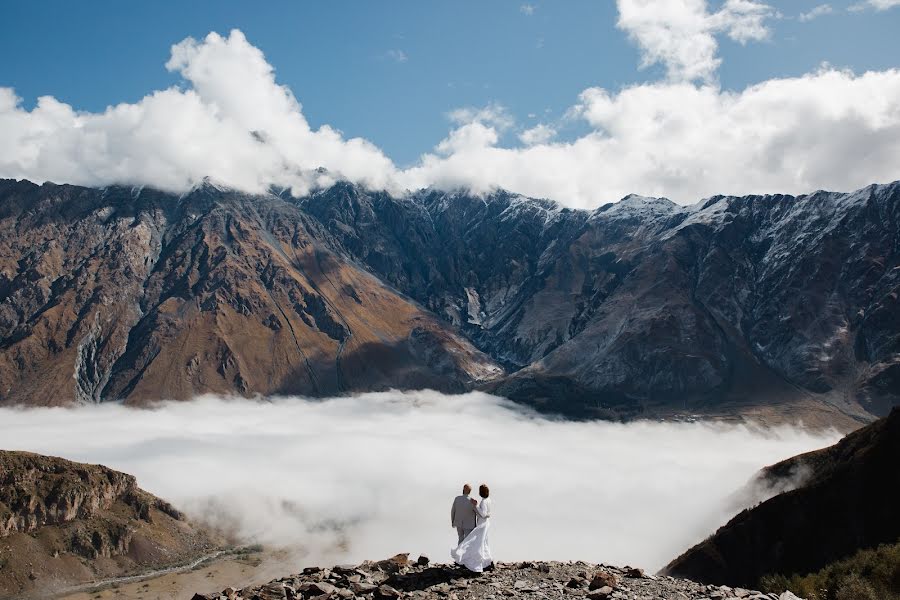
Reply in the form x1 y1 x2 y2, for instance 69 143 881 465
450 497 493 572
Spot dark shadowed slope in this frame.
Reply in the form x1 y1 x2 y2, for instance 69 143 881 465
663 407 900 588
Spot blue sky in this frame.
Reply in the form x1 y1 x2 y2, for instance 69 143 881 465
2 0 898 166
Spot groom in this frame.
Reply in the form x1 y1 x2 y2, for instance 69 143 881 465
450 483 477 545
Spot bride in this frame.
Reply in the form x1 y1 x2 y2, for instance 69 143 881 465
451 483 493 572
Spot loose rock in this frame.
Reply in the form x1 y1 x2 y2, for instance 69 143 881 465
194 556 805 600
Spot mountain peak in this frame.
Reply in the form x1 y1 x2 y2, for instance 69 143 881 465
592 193 680 220
188 175 232 193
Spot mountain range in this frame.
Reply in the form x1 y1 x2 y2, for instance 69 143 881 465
1 178 898 425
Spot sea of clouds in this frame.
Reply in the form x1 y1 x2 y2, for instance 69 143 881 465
0 390 841 572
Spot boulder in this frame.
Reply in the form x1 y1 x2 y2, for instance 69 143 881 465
589 571 618 590
351 582 377 594
257 583 288 600
374 554 410 574
587 586 614 600
374 584 402 599
300 581 336 596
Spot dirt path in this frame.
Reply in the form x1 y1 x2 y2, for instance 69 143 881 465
55 548 297 600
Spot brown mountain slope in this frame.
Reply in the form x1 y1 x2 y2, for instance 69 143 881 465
663 407 900 588
0 450 220 599
0 179 500 405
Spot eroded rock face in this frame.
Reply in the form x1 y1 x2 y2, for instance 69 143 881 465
0 450 220 598
192 556 797 600
1 178 898 423
0 450 137 536
0 450 183 542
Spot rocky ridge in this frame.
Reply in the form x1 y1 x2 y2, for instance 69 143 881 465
192 554 804 600
0 450 182 539
0 450 219 599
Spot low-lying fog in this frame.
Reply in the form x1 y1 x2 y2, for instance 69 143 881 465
0 391 841 572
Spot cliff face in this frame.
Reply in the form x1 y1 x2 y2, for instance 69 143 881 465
1 177 898 423
663 407 900 588
0 450 219 599
0 450 184 540
1 451 138 537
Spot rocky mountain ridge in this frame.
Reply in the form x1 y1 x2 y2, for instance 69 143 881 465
0 450 220 599
0 450 181 538
191 553 804 600
1 177 898 424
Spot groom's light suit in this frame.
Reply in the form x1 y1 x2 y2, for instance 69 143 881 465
451 494 477 544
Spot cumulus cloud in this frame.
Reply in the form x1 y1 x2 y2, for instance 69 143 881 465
2 13 900 209
0 30 401 197
521 4 536 16
0 391 840 571
446 103 514 130
798 4 834 21
432 104 514 155
407 67 900 205
615 0 775 83
518 123 557 146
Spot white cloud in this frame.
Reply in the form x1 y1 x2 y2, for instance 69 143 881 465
432 104 513 155
435 122 500 155
406 67 900 206
518 123 557 146
850 0 900 9
521 3 536 16
798 3 833 21
0 392 839 571
0 30 401 197
446 103 514 130
615 0 775 83
385 49 408 63
2 21 900 210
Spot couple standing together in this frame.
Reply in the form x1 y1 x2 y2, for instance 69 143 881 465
449 483 494 572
